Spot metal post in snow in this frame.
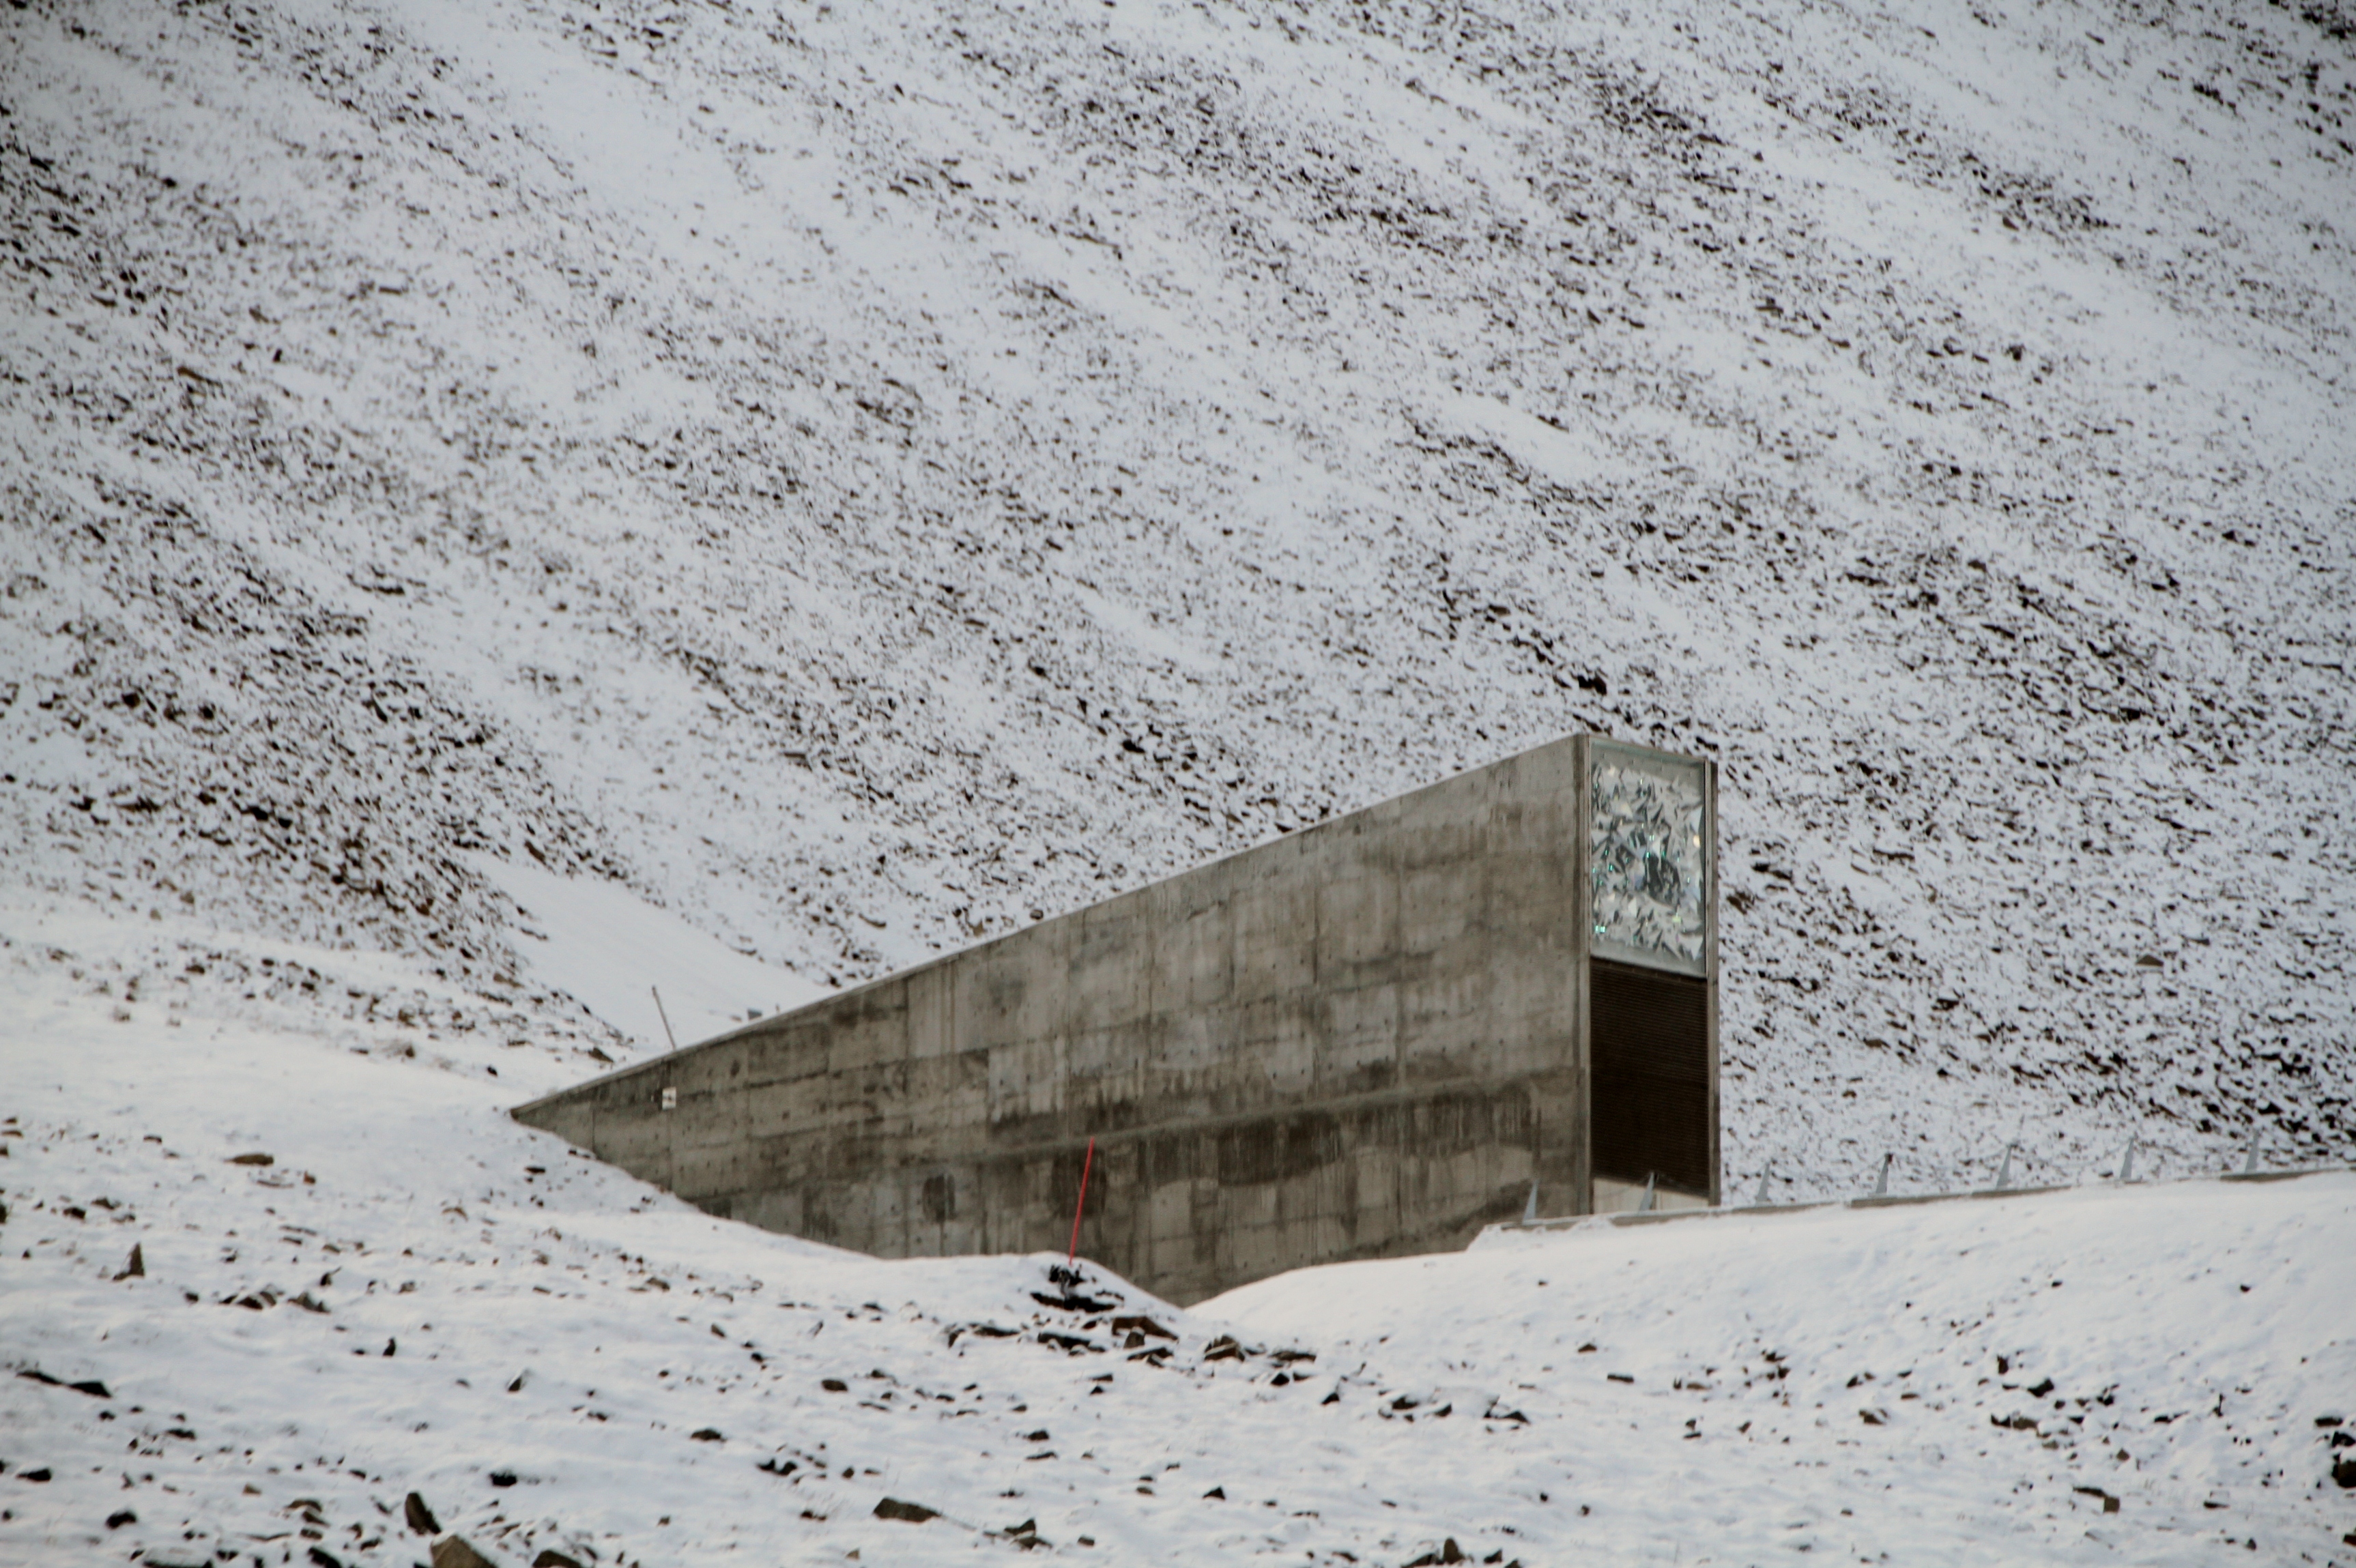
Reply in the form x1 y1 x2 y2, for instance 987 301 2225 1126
651 985 680 1054
2118 1136 2136 1185
1871 1152 1893 1199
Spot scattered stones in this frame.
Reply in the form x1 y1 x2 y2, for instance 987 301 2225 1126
405 1492 441 1535
873 1497 938 1524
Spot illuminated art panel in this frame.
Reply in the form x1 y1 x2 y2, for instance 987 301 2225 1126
1588 743 1710 976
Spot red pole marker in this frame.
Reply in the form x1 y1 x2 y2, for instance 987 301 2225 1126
1067 1136 1096 1264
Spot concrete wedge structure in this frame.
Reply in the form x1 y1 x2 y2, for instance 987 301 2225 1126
513 734 1718 1304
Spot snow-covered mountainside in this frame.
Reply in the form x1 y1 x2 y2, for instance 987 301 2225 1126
3 955 2352 1567
3 0 2352 1181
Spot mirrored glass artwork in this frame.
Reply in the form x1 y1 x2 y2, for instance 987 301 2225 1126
1590 754 1707 971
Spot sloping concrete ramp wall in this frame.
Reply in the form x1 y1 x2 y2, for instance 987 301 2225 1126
513 734 1716 1305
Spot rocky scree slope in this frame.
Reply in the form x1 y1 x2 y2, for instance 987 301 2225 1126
0 0 2351 1194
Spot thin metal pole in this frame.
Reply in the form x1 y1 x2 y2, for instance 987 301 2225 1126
651 986 680 1053
1067 1136 1096 1264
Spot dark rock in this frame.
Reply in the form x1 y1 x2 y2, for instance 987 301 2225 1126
1403 1539 1469 1566
405 1492 440 1535
117 1244 144 1279
690 1428 724 1442
20 1468 49 1482
1203 1335 1244 1362
1202 1485 1224 1499
532 1551 584 1568
17 1369 110 1398
2027 1378 2056 1397
106 1509 137 1528
756 1458 799 1477
2072 1485 2121 1513
309 1547 344 1568
227 1152 274 1167
1022 1429 1050 1442
2333 1455 2356 1490
1108 1314 1173 1341
820 1378 847 1392
489 1470 518 1487
431 1537 498 1568
873 1497 938 1524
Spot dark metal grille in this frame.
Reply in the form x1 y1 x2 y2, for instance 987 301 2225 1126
1590 958 1710 1194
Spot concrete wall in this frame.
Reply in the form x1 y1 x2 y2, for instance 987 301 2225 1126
515 735 1695 1305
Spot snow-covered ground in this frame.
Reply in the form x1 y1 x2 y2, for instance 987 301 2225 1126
5 929 2352 1567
